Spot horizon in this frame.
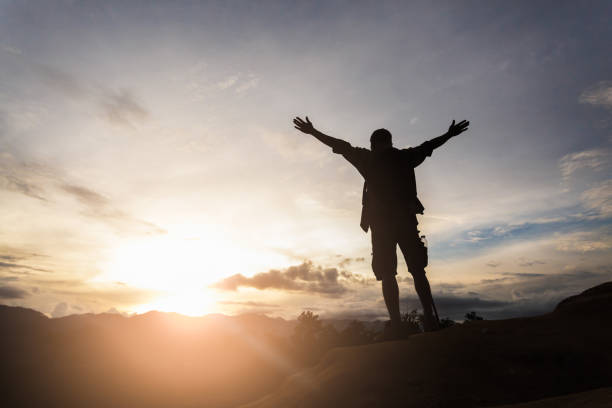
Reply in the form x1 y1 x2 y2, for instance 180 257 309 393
1 1 611 322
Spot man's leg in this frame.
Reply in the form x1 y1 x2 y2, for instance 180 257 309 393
410 270 439 331
398 226 440 332
371 223 400 328
382 276 401 326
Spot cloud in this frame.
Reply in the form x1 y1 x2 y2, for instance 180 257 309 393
0 255 19 262
61 183 165 234
559 148 610 181
0 261 25 269
338 258 352 268
397 269 612 320
470 269 612 319
235 74 259 93
0 260 48 273
100 89 148 126
486 261 501 268
434 211 611 260
581 180 612 218
0 250 50 274
0 285 29 299
218 300 280 308
579 80 612 109
47 281 159 308
51 302 68 317
338 257 365 268
339 270 372 286
435 282 466 291
0 154 50 201
502 272 546 278
480 277 512 284
401 294 510 317
1 43 22 56
216 72 260 93
61 183 109 207
0 154 165 235
517 259 546 267
467 230 487 242
31 61 148 127
217 75 239 89
33 63 87 98
555 230 612 253
512 271 608 299
10 179 45 199
211 261 350 297
63 185 164 235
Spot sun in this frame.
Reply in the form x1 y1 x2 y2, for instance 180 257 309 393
101 236 221 291
94 226 290 315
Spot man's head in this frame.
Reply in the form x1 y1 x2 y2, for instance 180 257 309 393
370 128 392 151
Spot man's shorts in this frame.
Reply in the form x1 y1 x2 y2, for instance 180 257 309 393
370 214 427 281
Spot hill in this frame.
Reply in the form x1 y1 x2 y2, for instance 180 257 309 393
242 282 612 408
1 282 611 408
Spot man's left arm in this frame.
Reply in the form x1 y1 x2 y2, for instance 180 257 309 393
406 119 470 167
427 119 470 151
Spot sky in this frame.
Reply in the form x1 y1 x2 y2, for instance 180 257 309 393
1 0 610 321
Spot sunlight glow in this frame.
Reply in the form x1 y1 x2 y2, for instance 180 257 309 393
94 226 292 315
131 289 220 316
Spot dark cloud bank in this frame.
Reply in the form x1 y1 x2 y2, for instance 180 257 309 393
0 285 28 299
214 261 611 321
403 269 612 321
212 261 351 297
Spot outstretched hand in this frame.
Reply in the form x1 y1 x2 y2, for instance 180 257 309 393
447 119 470 137
293 116 316 135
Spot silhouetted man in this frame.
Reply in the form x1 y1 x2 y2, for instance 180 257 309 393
293 116 469 334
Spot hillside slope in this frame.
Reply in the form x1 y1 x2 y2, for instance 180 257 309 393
498 387 612 407
242 282 612 408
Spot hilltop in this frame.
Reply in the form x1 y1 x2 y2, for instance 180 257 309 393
243 282 612 408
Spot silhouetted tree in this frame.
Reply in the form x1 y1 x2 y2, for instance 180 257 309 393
291 311 327 365
401 309 423 333
464 311 484 322
291 312 382 365
292 310 322 345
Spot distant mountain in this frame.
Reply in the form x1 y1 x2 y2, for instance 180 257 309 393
0 308 300 408
242 282 612 408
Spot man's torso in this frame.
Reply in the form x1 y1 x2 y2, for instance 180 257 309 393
332 142 433 231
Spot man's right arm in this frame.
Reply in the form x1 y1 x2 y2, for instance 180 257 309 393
293 116 350 153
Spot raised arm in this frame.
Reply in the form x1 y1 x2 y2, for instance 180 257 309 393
428 119 470 150
293 116 348 150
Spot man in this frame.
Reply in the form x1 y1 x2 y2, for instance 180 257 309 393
293 116 469 334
